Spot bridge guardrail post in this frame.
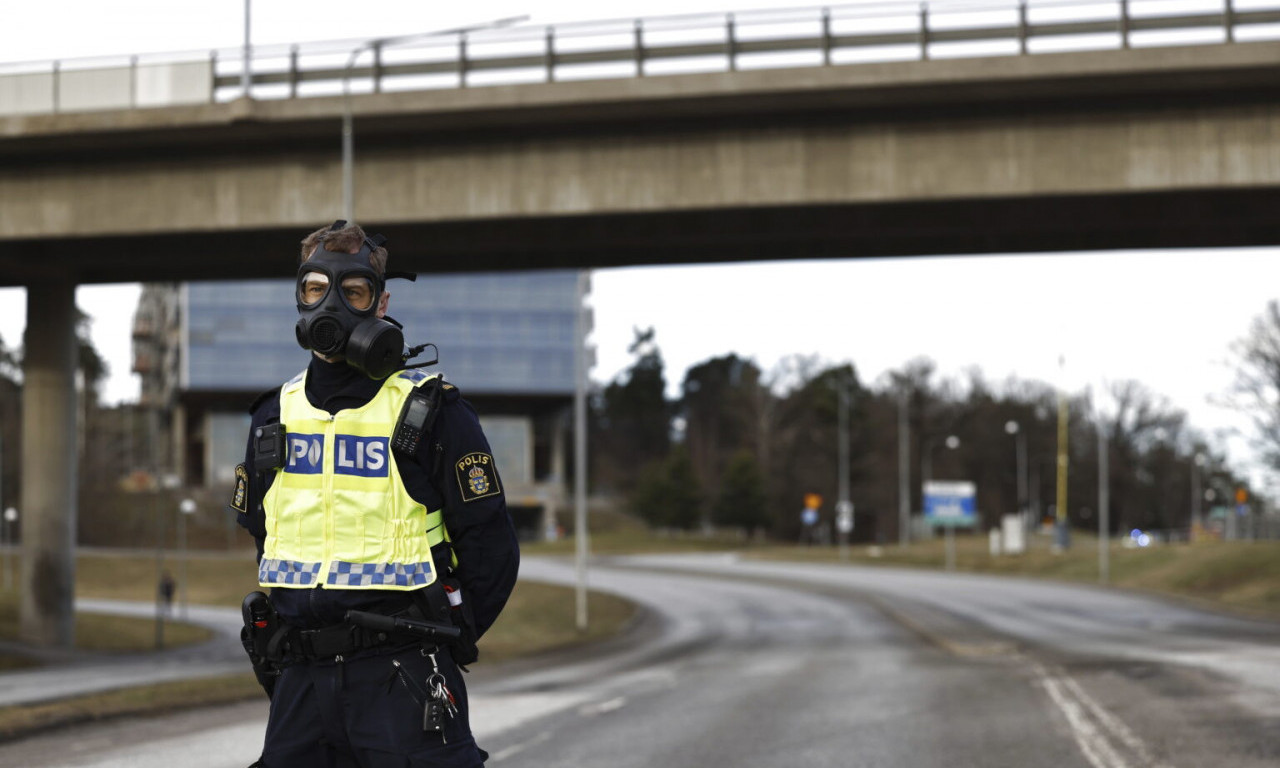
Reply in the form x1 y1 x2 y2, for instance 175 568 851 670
373 41 383 94
289 45 299 99
919 2 930 60
130 55 138 108
634 19 645 77
208 50 217 104
1120 0 1131 49
1225 0 1236 42
545 27 556 83
727 14 738 71
51 60 60 114
1018 1 1030 55
822 7 833 65
459 33 469 88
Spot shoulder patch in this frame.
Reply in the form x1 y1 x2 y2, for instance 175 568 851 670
229 463 249 514
454 452 502 502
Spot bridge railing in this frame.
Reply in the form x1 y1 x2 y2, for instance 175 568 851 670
3 0 1279 116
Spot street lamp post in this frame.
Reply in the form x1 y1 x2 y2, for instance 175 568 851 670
835 376 853 561
340 17 528 221
897 391 910 546
1005 420 1027 524
1097 420 1110 584
178 499 197 620
2 507 15 591
1192 453 1207 541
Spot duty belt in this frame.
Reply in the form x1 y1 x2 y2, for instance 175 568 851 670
276 606 461 662
288 622 401 661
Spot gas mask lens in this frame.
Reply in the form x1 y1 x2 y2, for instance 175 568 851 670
341 276 376 312
298 272 330 307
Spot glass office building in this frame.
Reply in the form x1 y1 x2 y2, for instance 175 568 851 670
183 271 580 395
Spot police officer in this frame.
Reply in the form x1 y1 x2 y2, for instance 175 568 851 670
230 221 520 767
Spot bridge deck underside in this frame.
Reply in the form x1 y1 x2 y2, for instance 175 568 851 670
2 188 1279 286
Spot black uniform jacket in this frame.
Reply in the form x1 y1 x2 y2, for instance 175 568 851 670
232 355 520 637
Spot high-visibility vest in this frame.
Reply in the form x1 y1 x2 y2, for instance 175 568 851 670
259 369 446 591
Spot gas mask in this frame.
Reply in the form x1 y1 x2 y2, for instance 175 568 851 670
294 223 426 379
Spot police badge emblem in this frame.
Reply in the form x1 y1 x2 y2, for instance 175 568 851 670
455 452 502 502
229 463 248 514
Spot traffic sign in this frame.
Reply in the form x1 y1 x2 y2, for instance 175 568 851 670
836 501 854 533
924 481 977 528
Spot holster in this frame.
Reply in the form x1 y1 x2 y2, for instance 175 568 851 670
240 591 287 698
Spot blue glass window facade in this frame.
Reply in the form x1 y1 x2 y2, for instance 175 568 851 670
184 271 580 395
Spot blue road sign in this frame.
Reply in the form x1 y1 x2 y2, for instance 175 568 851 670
924 481 977 528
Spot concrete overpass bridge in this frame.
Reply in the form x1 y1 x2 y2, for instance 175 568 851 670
2 0 1279 645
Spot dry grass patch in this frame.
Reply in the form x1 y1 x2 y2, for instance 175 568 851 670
0 590 211 653
0 673 263 741
478 580 638 663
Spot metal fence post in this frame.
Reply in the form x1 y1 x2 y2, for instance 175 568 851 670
545 26 556 82
1119 0 1131 49
919 3 930 60
130 55 138 108
289 45 299 98
727 14 738 71
1018 1 1030 55
1224 0 1236 42
209 50 217 104
52 60 60 113
634 19 645 77
372 41 383 94
459 33 469 88
822 7 833 65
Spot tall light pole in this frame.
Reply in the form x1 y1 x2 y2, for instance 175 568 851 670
1005 420 1027 523
1097 420 1109 584
2 507 15 592
1055 356 1070 550
835 375 853 561
1191 453 1206 541
178 499 197 620
897 391 910 546
340 17 528 221
573 270 591 633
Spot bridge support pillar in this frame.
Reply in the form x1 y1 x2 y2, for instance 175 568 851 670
19 281 78 648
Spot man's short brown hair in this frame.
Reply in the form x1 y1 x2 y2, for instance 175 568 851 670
300 222 388 275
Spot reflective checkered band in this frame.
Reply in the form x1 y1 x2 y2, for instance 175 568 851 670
259 558 323 586
325 561 434 588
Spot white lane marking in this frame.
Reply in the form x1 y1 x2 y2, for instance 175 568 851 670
578 696 627 717
1039 673 1132 768
1062 676 1174 768
1032 663 1174 768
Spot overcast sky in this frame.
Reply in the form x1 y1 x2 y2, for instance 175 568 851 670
2 1 1277 484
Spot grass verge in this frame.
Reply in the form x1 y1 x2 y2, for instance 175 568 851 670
748 533 1280 618
0 589 211 660
0 673 264 741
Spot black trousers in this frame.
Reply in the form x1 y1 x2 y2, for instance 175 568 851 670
260 644 487 768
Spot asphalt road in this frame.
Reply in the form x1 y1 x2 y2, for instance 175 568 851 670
1 553 1277 768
